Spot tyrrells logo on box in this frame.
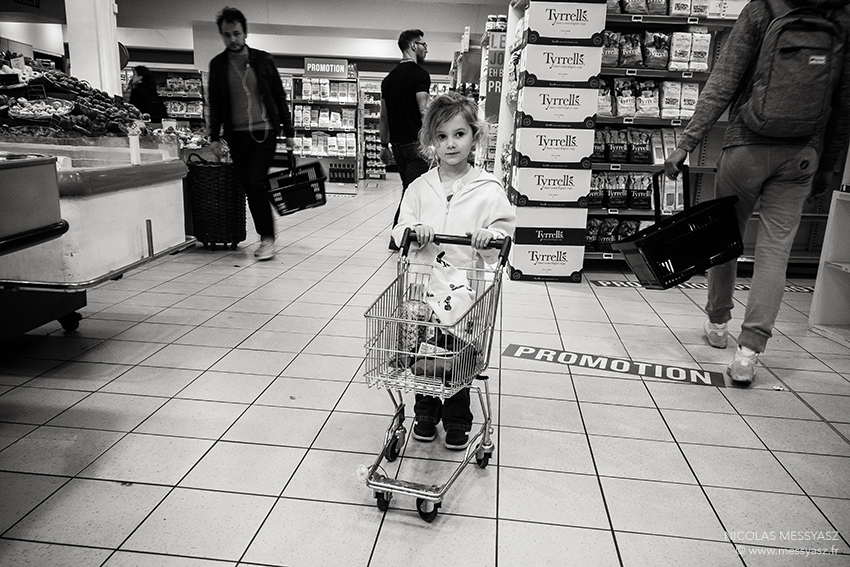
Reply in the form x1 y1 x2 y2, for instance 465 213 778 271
545 8 589 24
529 249 572 266
536 229 564 242
537 133 578 150
535 173 575 187
540 92 581 111
544 51 585 69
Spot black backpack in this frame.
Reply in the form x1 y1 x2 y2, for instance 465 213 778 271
740 0 846 137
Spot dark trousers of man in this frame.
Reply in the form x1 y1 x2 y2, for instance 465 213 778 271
227 132 277 239
391 141 430 227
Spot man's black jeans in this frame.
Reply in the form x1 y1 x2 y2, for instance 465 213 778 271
227 132 277 238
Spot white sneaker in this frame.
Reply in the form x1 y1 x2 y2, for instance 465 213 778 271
727 345 759 385
254 237 275 261
704 320 728 349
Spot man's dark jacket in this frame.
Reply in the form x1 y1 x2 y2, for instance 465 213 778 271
207 46 294 143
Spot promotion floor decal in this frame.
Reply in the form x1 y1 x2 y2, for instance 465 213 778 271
504 344 726 387
590 280 814 293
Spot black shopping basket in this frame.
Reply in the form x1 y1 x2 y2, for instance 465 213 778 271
612 165 743 290
265 151 327 216
185 153 246 250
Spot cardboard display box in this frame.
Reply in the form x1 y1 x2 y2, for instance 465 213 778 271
509 206 588 282
518 43 603 87
514 127 595 169
516 86 598 128
521 1 607 47
510 166 593 206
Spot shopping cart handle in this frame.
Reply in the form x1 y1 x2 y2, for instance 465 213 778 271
400 228 513 268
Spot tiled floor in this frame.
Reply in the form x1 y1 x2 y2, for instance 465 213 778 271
1 179 849 566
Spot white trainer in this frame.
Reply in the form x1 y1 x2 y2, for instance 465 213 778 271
704 320 728 349
254 237 275 261
727 345 759 385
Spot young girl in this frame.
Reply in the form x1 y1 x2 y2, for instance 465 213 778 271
391 91 515 450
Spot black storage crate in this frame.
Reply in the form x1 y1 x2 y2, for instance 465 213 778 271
185 153 246 250
612 169 743 290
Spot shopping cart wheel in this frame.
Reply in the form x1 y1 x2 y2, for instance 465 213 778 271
386 435 402 462
375 491 391 511
58 312 82 332
416 499 440 523
385 428 405 462
476 452 491 469
230 242 238 250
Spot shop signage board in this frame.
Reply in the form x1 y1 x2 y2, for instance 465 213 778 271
484 32 507 121
304 57 349 79
504 344 727 387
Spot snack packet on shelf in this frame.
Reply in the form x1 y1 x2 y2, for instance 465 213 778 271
668 33 692 72
602 31 621 68
614 78 636 118
643 32 670 70
619 34 644 68
635 80 660 118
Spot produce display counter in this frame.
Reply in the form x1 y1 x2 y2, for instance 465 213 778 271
0 141 193 341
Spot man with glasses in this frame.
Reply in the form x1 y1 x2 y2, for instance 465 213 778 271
380 29 431 251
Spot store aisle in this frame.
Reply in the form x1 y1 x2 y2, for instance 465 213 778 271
1 179 849 567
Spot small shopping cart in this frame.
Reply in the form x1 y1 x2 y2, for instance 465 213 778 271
362 230 512 522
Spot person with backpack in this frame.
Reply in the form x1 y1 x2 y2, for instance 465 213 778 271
664 0 850 385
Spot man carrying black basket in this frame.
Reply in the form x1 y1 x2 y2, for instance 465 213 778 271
207 6 295 261
665 0 850 385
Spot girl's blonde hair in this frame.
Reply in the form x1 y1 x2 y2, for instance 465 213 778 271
418 91 489 164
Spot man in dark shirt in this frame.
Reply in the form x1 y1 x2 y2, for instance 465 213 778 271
665 0 850 385
207 7 294 261
380 29 431 251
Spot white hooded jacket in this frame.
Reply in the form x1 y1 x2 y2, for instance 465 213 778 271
391 167 516 268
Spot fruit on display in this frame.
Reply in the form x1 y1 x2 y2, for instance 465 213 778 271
3 70 148 136
8 97 74 119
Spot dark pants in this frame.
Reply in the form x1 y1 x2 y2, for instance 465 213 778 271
414 389 473 432
391 141 430 227
227 131 277 239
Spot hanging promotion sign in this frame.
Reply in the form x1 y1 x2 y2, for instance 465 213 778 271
304 57 349 79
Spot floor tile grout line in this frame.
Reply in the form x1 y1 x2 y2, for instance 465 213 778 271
640 382 749 564
559 279 627 567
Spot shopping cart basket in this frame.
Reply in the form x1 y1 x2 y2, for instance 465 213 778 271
362 229 512 522
264 151 327 216
612 165 743 290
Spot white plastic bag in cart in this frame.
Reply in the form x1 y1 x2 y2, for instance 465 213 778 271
425 251 475 330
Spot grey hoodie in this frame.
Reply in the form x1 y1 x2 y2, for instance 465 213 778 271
677 0 850 173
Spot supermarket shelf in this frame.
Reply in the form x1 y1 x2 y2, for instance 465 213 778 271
167 113 203 120
592 163 716 174
158 92 202 100
600 68 710 80
292 99 357 106
585 251 624 260
596 116 689 127
588 208 655 217
606 14 739 27
295 126 357 133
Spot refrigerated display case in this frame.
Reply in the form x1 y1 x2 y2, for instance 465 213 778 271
0 137 193 341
